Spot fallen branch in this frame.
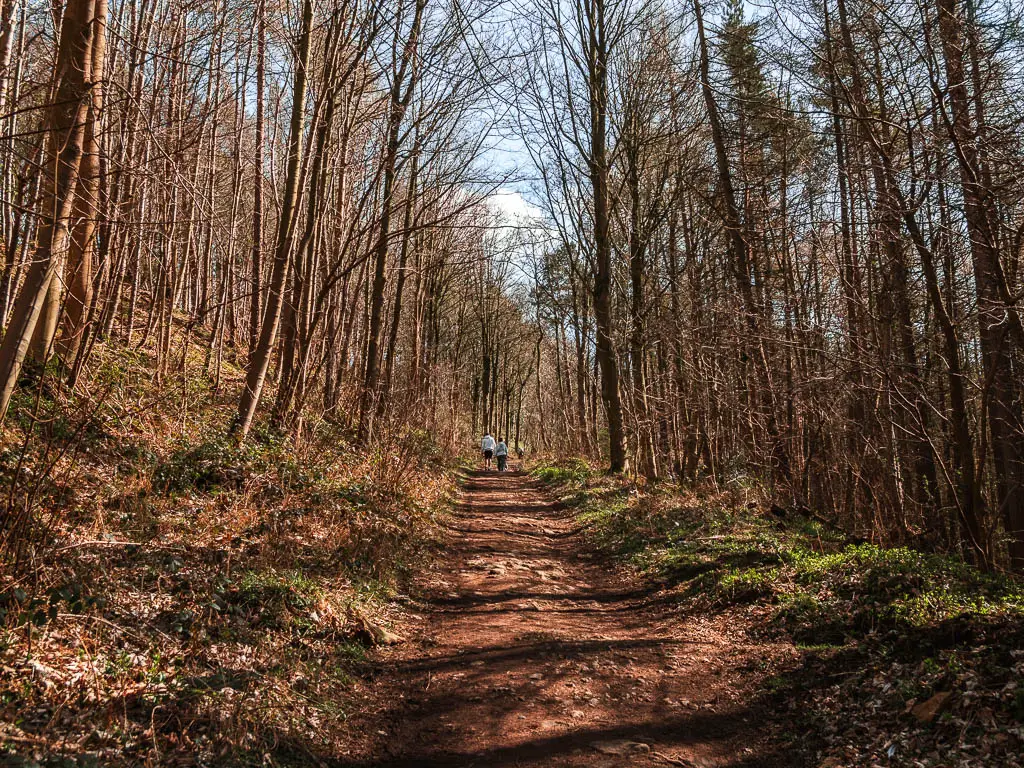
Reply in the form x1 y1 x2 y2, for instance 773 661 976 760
54 539 185 554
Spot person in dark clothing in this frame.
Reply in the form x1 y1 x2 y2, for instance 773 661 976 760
495 437 509 471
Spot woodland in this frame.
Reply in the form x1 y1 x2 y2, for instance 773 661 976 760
0 0 1022 764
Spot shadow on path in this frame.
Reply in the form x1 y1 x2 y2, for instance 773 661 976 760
327 469 804 768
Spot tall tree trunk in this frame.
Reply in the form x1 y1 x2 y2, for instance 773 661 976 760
381 139 419 413
626 139 655 478
693 0 778 477
357 0 426 444
60 0 107 369
588 0 626 472
936 0 1024 567
0 0 97 423
230 0 312 440
248 0 265 360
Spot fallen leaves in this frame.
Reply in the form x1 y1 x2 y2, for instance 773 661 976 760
909 691 952 723
0 425 452 766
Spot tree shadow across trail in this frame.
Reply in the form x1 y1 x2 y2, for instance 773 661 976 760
320 710 791 767
426 586 674 612
385 636 698 675
326 469 807 768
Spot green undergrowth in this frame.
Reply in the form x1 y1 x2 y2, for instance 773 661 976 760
532 459 1022 638
532 459 1024 766
0 330 458 766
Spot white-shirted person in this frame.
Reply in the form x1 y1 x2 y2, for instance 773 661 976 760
480 432 496 470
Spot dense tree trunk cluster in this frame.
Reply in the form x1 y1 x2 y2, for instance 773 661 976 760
0 0 518 452
517 0 1024 569
2 0 1024 569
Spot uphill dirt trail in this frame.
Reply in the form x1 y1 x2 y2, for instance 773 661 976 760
347 470 798 767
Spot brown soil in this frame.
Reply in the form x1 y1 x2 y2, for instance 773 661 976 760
343 470 803 767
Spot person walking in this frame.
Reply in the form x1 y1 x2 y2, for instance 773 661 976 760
480 432 496 470
495 437 509 472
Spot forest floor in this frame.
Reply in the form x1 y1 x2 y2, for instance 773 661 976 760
340 469 799 767
1 340 1021 768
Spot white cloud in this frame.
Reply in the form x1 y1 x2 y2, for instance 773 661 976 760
486 189 542 224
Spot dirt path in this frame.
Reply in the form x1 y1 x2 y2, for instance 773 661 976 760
346 470 797 767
